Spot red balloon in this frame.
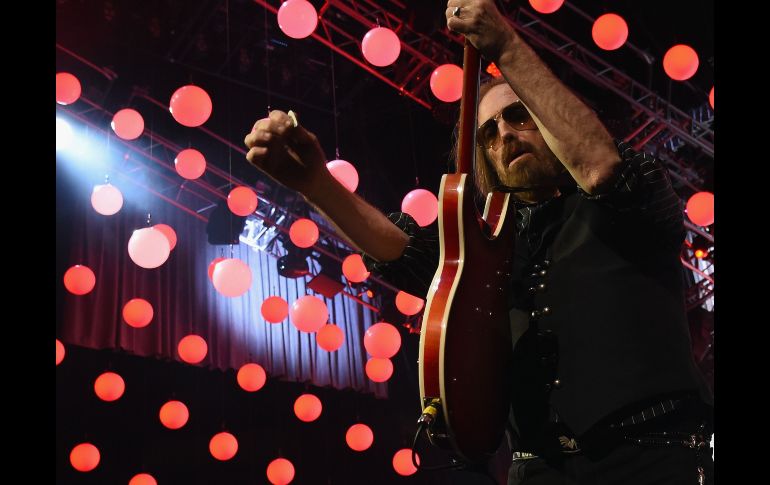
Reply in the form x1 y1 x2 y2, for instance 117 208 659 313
267 458 295 485
111 108 145 140
208 257 226 281
129 473 158 485
128 227 171 269
169 85 212 127
430 64 463 102
91 184 123 215
178 335 208 364
209 432 238 461
153 224 177 251
237 363 267 392
122 298 154 328
70 443 100 472
393 448 419 476
401 189 438 227
592 13 628 51
294 394 322 422
175 148 207 180
366 357 394 382
289 218 319 248
289 295 329 332
227 186 259 216
686 192 714 226
663 44 699 81
277 0 318 39
316 324 345 352
56 339 65 366
342 254 370 283
261 296 289 323
361 27 401 67
709 87 714 110
63 264 96 295
56 72 81 105
364 322 402 358
94 371 125 402
212 258 252 297
395 291 424 316
346 423 374 451
528 0 564 14
159 400 189 429
326 159 359 192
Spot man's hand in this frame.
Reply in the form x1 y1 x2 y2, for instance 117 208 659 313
244 110 330 200
445 0 516 62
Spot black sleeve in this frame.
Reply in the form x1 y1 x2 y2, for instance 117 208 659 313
578 140 685 250
360 213 439 298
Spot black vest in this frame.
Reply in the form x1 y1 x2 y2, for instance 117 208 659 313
506 188 712 447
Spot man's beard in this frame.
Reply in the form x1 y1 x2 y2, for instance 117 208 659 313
494 143 566 202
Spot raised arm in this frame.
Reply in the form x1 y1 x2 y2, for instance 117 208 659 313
244 110 409 262
446 0 621 194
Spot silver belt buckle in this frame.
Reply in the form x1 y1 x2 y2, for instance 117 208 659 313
512 452 538 461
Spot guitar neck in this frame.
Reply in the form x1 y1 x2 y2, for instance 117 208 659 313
456 41 481 175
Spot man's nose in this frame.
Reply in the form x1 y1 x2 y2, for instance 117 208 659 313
498 118 521 144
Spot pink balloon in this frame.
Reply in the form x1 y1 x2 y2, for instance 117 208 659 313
529 0 564 14
175 148 207 179
70 443 101 472
289 295 328 332
326 159 359 192
267 458 295 485
342 254 370 283
111 108 145 140
128 227 171 269
395 291 424 316
91 184 124 216
56 72 81 105
366 357 394 382
212 258 252 297
592 13 628 51
129 473 158 485
686 192 714 226
663 44 699 81
208 257 227 281
277 0 318 39
63 264 96 295
56 339 65 365
122 298 154 328
262 296 289 323
346 424 374 451
227 186 259 216
209 432 238 461
94 372 125 401
393 448 419 476
178 334 208 364
289 218 319 248
401 189 438 227
361 27 401 67
237 363 267 392
153 224 177 251
364 322 401 358
294 393 322 422
316 324 345 352
169 85 212 127
709 87 714 110
430 64 463 102
159 400 189 429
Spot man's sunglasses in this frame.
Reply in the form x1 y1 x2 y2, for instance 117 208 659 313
476 101 538 150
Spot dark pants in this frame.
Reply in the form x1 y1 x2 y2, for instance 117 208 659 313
507 442 714 485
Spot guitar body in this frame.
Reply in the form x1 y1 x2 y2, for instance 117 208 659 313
418 172 516 463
